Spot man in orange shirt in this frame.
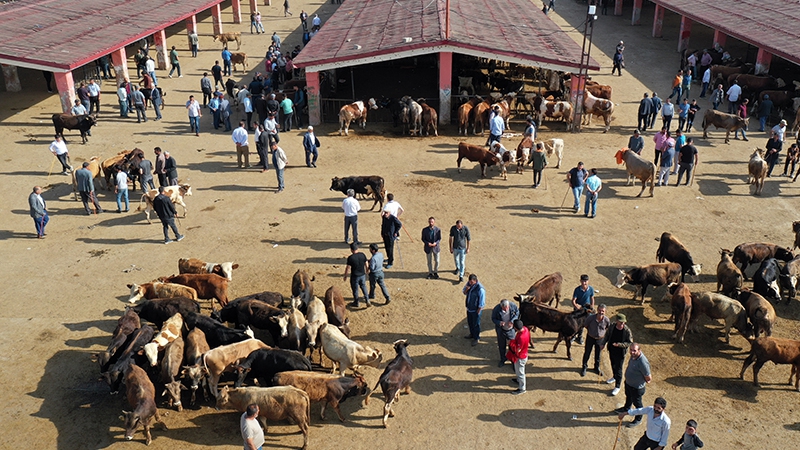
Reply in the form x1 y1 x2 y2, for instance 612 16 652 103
667 70 683 100
507 320 530 395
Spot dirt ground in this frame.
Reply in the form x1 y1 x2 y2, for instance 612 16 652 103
2 2 800 449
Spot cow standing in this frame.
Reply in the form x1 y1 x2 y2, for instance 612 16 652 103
615 263 682 304
52 113 97 144
456 142 499 178
366 339 413 428
338 98 377 136
655 232 701 282
329 176 386 211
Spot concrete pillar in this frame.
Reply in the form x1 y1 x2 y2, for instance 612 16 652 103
652 5 665 38
570 74 586 131
212 4 223 35
1 64 21 92
438 52 452 125
232 0 242 24
153 29 168 71
713 30 727 51
185 15 197 35
250 0 257 13
54 71 76 113
631 0 642 25
614 0 623 16
306 71 320 126
678 16 692 53
755 49 772 75
111 47 130 87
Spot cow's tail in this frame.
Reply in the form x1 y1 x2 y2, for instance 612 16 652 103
701 115 707 130
136 193 148 211
648 165 656 194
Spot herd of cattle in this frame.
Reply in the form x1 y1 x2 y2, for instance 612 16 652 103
96 259 413 447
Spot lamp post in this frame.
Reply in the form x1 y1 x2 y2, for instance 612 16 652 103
572 1 597 132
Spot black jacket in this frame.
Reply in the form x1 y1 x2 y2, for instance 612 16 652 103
164 156 177 179
381 214 402 238
153 193 177 220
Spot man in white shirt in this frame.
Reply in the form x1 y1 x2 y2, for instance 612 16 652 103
240 404 265 450
618 397 671 448
114 169 130 213
49 135 72 174
117 82 129 118
700 67 711 98
87 79 101 114
772 119 787 143
264 112 279 144
726 81 742 114
272 142 287 192
342 189 361 245
145 57 158 86
383 193 404 217
186 95 202 136
312 14 321 28
232 121 251 168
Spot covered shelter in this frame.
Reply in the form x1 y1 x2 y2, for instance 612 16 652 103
293 0 600 126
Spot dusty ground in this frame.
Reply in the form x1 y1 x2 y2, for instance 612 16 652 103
2 1 800 449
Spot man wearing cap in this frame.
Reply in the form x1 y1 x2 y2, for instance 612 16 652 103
615 343 652 428
463 274 486 347
487 106 505 145
567 161 588 213
605 313 633 396
302 126 320 168
580 304 609 377
491 299 519 368
507 320 530 395
571 274 595 345
628 130 644 155
772 119 787 143
619 397 671 446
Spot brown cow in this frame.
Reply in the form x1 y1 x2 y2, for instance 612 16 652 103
758 90 800 114
127 282 198 303
664 283 692 343
229 52 247 72
793 221 800 251
338 98 377 136
716 249 744 296
418 99 438 136
614 263 682 304
456 142 499 178
120 364 164 446
513 273 563 306
291 269 315 310
158 273 230 307
733 242 794 279
367 339 413 428
323 286 351 337
585 80 612 99
203 338 270 396
458 98 479 135
740 337 800 391
582 90 614 132
689 292 751 343
472 99 492 135
160 336 185 411
517 301 588 360
181 328 210 405
213 32 241 50
738 290 776 338
728 74 785 96
178 258 239 282
273 370 368 421
710 65 747 88
490 94 515 130
701 109 747 144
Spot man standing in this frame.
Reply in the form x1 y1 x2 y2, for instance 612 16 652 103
571 274 595 344
676 99 689 132
153 186 184 244
765 132 783 177
381 210 402 269
657 132 676 186
114 168 130 213
507 319 530 395
567 161 588 213
87 79 101 114
280 94 294 132
186 95 201 136
131 86 146 123
201 73 213 107
383 193 404 217
264 112 279 144
168 46 182 78
614 343 653 427
628 129 644 155
49 135 72 175
580 304 610 377
272 142 287 193
145 56 157 86
343 243 369 307
531 142 547 188
189 29 199 57
711 84 724 111
220 94 232 132
649 92 662 129
243 93 253 130
667 70 682 100
293 85 306 129
638 93 653 132
367 243 391 304
488 106 505 145
681 68 692 100
302 126 320 168
138 157 155 193
164 152 178 186
700 66 711 98
652 126 668 165
342 189 361 245
583 168 601 218
758 95 774 132
232 121 250 169
221 47 232 76
449 220 471 282
733 98 749 141
422 217 441 279
241 404 264 450
618 397 671 445
211 60 223 89
77 82 91 113
605 313 633 396
150 85 163 121
71 99 87 117
75 161 103 214
661 98 674 132
256 124 270 171
726 80 742 114
209 93 221 130
463 274 486 346
28 186 49 239
154 147 167 187
771 119 788 143
675 138 698 186
300 10 308 31
685 99 700 132
491 299 519 367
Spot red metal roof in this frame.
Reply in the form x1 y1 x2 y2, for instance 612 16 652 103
652 0 800 66
0 0 224 72
294 0 600 72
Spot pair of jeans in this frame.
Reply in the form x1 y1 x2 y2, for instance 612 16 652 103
169 62 181 77
678 116 686 131
668 86 681 99
514 357 528 391
134 104 146 122
584 192 597 216
766 154 780 177
344 215 358 243
189 116 200 133
700 81 709 97
426 251 440 275
759 116 768 131
160 218 180 241
115 189 129 211
609 349 625 389
466 310 481 340
784 156 797 176
191 44 198 57
496 327 515 363
676 163 693 185
33 214 49 236
648 112 658 129
581 335 602 370
148 71 158 86
283 113 293 132
571 185 583 209
276 168 284 190
623 383 646 422
56 153 71 172
368 272 390 301
212 109 221 129
119 100 129 117
734 123 747 139
81 99 91 114
633 434 661 450
141 178 155 194
349 274 368 303
453 248 466 277
223 60 231 76
532 169 542 186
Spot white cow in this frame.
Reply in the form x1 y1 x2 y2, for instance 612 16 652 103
137 184 192 224
400 96 423 136
304 296 328 361
318 323 382 375
540 138 565 169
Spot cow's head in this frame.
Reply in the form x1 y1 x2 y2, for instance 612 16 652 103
86 115 98 126
614 269 629 288
143 342 159 366
304 320 324 348
780 273 797 299
775 247 794 262
181 365 208 391
119 410 142 441
367 98 378 110
234 365 251 387
270 313 289 338
330 177 343 191
178 184 192 197
776 78 786 88
214 262 239 281
162 380 186 411
793 221 800 233
361 347 383 368
127 283 144 303
215 386 231 409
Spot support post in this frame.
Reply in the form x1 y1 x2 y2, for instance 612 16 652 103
111 47 130 87
185 15 197 36
755 49 772 75
438 52 452 125
250 0 257 13
631 0 642 25
614 0 622 16
570 75 586 106
232 0 242 24
678 16 692 53
153 29 168 71
306 71 320 126
652 5 665 38
1 64 21 92
54 71 76 113
713 30 727 50
212 4 223 35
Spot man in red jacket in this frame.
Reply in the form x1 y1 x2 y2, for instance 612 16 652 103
507 320 530 395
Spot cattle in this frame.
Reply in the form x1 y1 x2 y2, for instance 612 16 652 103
100 151 128 190
212 298 289 346
202 338 270 396
472 99 492 135
304 296 328 361
158 273 229 307
52 113 97 144
418 99 438 136
130 297 200 329
456 142 499 178
143 312 184 366
716 249 744 297
178 258 239 282
732 242 794 279
137 184 192 224
401 96 423 136
216 386 310 450
127 282 198 304
159 336 185 411
793 106 800 137
284 304 308 352
514 136 532 174
120 364 164 446
181 328 210 405
213 32 242 50
752 258 782 302
710 65 748 88
106 308 141 363
102 325 155 393
701 109 747 144
614 148 655 197
101 149 144 190
234 348 312 387
582 90 614 132
740 337 800 391
738 290 776 338
457 97 480 135
323 286 351 337
490 94 515 130
338 98 378 136
184 311 254 349
318 323 382 376
231 291 285 308
366 339 413 428
273 370 368 422
656 232 702 282
689 292 751 343
747 148 768 195
614 263 682 304
792 221 800 251
229 52 247 72
488 72 524 93
516 301 588 360
329 176 386 211
757 90 800 115
664 283 692 343
541 138 565 169
71 156 103 197
493 142 516 181
584 80 612 99
728 74 785 97
513 272 562 306
532 96 573 130
379 97 406 128
779 256 800 301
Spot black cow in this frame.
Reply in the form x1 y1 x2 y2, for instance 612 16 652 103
183 311 252 348
488 72 524 94
52 113 97 144
330 176 386 211
733 242 794 280
517 301 588 360
234 348 312 387
379 97 406 128
615 263 682 304
368 339 413 428
753 258 781 301
656 232 702 282
131 297 201 329
101 325 155 393
211 298 288 345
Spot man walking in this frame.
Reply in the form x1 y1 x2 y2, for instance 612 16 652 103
241 404 264 450
280 92 294 131
168 46 182 78
463 274 486 346
422 216 441 279
75 161 103 215
758 95 774 132
87 79 101 114
618 397 671 445
272 142 287 193
150 85 163 121
567 161 588 213
571 274 595 344
653 126 668 165
139 157 155 193
614 343 653 427
49 135 72 175
28 186 49 239
661 98 674 132
131 86 146 123
232 121 251 169
638 93 652 131
367 243 391 304
380 210 402 269
343 243 369 307
583 168 601 218
449 219 471 282
114 168 130 213
531 142 547 188
580 304 610 377
186 95 201 136
117 82 129 118
491 299 519 367
605 313 633 396
667 70 682 100
507 320 530 395
153 186 184 244
649 92 662 129
302 126 320 168
221 47 232 76
154 147 167 187
675 138 698 186
342 189 361 245
201 73 213 107
765 132 783 177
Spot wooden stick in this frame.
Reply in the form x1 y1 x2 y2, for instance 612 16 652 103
611 417 623 450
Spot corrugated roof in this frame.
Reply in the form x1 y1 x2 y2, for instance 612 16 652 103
0 0 223 72
653 0 800 66
294 0 600 72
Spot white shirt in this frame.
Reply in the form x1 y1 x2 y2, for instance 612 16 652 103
87 83 100 96
115 171 129 190
772 124 786 142
661 103 674 116
117 87 128 101
383 200 404 217
727 84 741 102
342 196 361 217
702 68 711 83
49 140 68 155
264 117 278 134
232 127 249 145
186 100 201 117
274 146 287 170
145 58 155 73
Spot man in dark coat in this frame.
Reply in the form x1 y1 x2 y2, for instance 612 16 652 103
380 210 402 269
75 161 103 215
491 299 520 367
153 186 184 244
28 186 49 238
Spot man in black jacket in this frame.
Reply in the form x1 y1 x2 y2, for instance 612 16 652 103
153 186 184 244
380 210 402 269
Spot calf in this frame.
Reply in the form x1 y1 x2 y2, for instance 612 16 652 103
615 263 682 304
181 328 210 405
160 336 185 411
273 371 368 422
230 52 247 72
656 232 702 282
178 258 239 281
137 184 192 224
318 323 382 376
213 32 241 50
291 269 315 310
367 339 413 428
183 311 253 348
456 142 499 178
338 98 378 136
202 338 270 396
418 99 438 136
234 348 312 387
733 242 793 279
329 176 386 211
717 249 744 297
128 282 198 304
159 273 229 307
216 386 310 450
102 325 155 393
131 297 200 329
513 272 562 306
517 301 588 360
143 312 184 366
323 286 351 337
120 364 164 446
779 256 800 301
738 290 776 338
304 296 328 360
102 308 140 367
689 292 751 343
752 258 781 301
740 337 800 391
665 283 692 343
283 305 308 352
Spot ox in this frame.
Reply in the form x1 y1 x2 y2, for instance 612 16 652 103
702 109 747 144
732 242 794 279
615 263 682 304
615 148 655 197
779 256 800 301
541 138 565 169
517 301 588 360
585 80 612 99
273 370 368 422
401 96 423 136
418 99 438 136
689 292 751 343
318 323 382 376
181 328 210 405
532 96 573 130
582 90 614 132
184 311 254 349
130 297 200 329
143 312 183 366
229 52 247 72
291 269 315 311
137 184 192 223
158 273 229 307
738 290 776 338
716 249 743 297
120 364 165 446
664 283 692 343
212 298 289 345
792 221 800 251
213 32 241 50
234 348 312 387
656 232 701 282
330 176 386 211
323 286 351 337
747 148 768 195
178 258 239 282
52 113 97 144
472 99 492 135
160 336 185 411
513 272 563 306
752 258 782 301
338 98 378 136
458 97 480 135
71 156 102 198
367 339 413 428
202 338 270 396
456 142 499 178
740 337 800 391
102 326 155 393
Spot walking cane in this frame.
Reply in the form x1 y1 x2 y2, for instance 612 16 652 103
559 185 571 212
395 238 404 269
400 223 415 243
689 166 696 187
46 154 58 185
544 171 549 191
611 416 623 450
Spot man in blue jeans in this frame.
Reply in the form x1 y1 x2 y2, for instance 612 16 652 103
567 161 588 213
367 244 391 304
463 274 486 347
343 243 369 308
583 168 602 218
571 274 596 344
449 219 471 282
